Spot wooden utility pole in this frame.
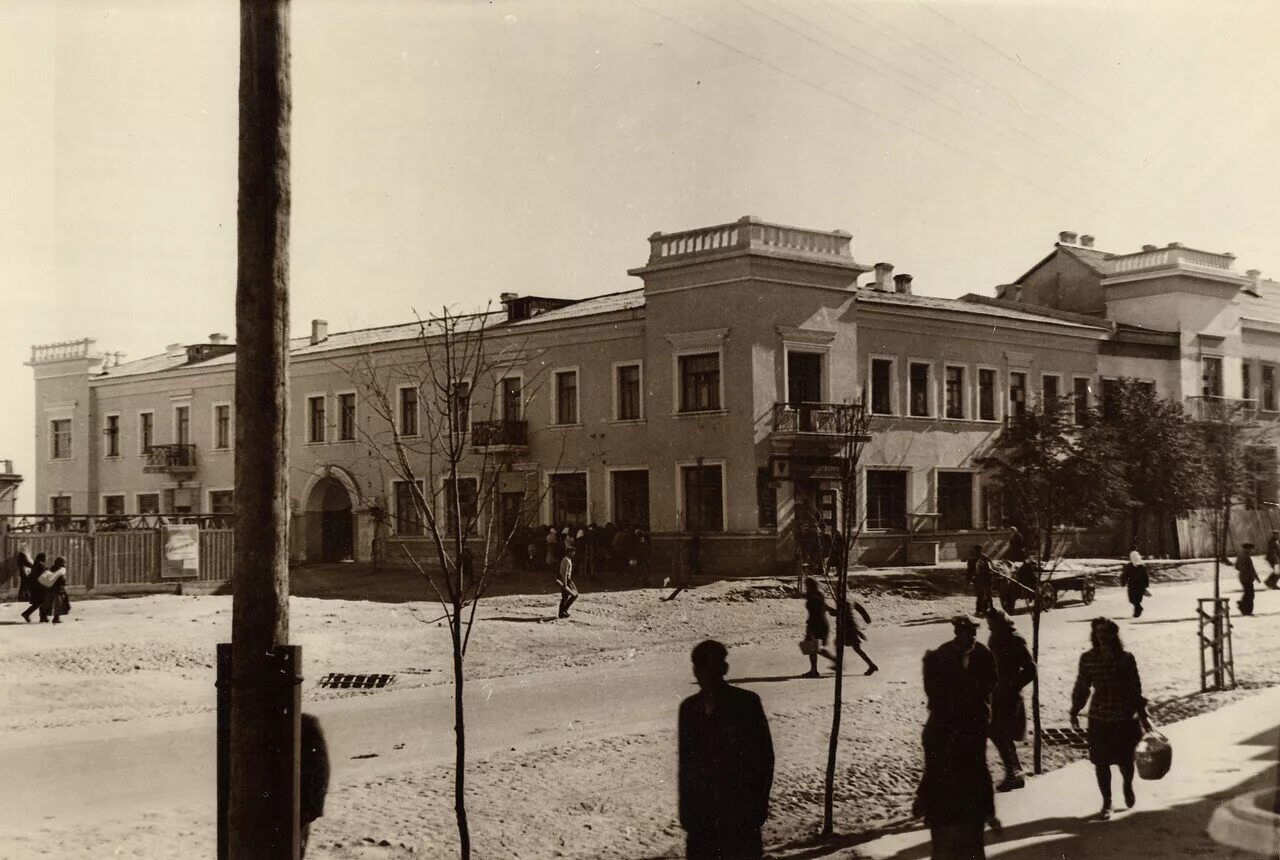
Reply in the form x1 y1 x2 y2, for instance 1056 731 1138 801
222 1 298 858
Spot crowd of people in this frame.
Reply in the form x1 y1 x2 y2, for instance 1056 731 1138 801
520 522 650 579
14 544 70 624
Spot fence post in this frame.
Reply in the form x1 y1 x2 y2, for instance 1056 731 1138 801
87 516 98 590
0 517 7 592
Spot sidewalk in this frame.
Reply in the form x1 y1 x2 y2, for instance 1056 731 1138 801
855 685 1280 859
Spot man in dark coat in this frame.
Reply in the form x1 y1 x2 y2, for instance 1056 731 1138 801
966 545 994 617
299 713 331 859
914 616 1000 857
678 640 774 860
1120 551 1151 618
985 609 1036 792
1237 543 1261 616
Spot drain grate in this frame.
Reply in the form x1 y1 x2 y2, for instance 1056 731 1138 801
318 673 396 690
1041 726 1089 748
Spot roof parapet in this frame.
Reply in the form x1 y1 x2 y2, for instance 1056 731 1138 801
644 216 857 267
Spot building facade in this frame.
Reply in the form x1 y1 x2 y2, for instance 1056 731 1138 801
24 219 1280 573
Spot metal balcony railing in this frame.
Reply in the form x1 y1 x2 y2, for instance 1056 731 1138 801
771 402 862 435
1184 396 1258 423
143 444 197 474
470 420 529 448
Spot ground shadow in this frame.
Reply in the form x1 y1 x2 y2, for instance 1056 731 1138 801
486 615 556 624
729 674 810 685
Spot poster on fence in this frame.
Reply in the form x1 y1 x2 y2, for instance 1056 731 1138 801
160 524 200 579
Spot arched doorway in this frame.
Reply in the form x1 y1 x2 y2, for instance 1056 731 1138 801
305 476 354 562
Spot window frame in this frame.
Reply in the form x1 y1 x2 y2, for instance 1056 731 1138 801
935 469 977 531
396 384 420 438
173 403 192 447
448 379 473 437
1040 372 1064 409
207 487 236 516
942 363 968 420
391 478 427 535
1008 371 1029 418
499 373 524 422
335 390 357 442
50 418 73 461
305 393 328 444
103 412 122 459
907 359 934 418
605 465 651 527
210 402 232 451
1202 355 1224 398
49 495 72 520
1263 364 1277 413
612 360 645 422
134 492 161 515
440 474 481 534
1071 376 1091 425
543 468 591 526
976 365 1000 422
673 348 725 415
863 467 910 532
867 355 897 417
551 366 581 427
675 459 728 533
100 492 127 518
783 346 831 405
138 410 155 455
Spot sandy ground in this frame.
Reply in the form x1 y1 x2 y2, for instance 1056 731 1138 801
0 561 1275 858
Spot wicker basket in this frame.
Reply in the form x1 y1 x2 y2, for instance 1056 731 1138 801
1135 729 1172 780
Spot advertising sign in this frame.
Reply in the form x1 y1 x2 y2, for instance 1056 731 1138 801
161 523 200 579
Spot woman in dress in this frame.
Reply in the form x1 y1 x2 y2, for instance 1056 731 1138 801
801 577 837 678
1069 617 1151 819
38 556 70 624
21 552 47 622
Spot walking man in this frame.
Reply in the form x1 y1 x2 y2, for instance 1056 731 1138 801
1266 531 1280 590
967 545 994 617
1120 550 1151 618
1237 543 1260 617
985 609 1035 792
557 545 579 619
678 640 775 860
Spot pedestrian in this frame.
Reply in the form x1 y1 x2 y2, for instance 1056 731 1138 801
556 545 579 619
678 640 774 860
1069 617 1152 820
827 525 846 575
1120 550 1151 618
664 532 699 601
1005 525 1027 564
612 526 633 576
38 556 69 623
913 616 1000 858
635 528 649 574
525 528 538 572
1236 543 1260 617
966 545 994 616
299 712 331 859
544 526 557 571
839 586 879 675
1266 531 1280 589
14 543 34 604
985 609 1035 792
20 552 47 623
801 577 838 678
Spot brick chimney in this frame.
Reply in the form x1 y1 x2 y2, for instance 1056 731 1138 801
1142 244 1158 252
1058 231 1078 245
1079 234 1095 248
873 262 894 291
209 333 229 345
310 319 328 345
893 273 913 295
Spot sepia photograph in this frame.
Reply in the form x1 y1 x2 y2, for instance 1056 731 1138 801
3 0 1280 857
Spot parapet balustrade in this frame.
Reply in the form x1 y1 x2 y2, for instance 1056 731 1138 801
647 217 853 264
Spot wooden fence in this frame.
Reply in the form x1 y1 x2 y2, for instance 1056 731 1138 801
1 528 235 592
1176 508 1280 559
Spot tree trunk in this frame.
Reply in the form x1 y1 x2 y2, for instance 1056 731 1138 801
822 558 847 836
229 1 295 856
1031 600 1042 774
453 606 471 858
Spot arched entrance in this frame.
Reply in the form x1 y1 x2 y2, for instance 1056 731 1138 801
305 476 354 562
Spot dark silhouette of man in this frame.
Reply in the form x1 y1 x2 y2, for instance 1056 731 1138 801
678 640 775 860
966 545 994 617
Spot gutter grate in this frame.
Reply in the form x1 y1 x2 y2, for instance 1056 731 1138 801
318 673 396 690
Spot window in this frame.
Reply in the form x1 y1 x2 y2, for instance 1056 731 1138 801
978 369 997 421
870 358 894 415
908 362 932 417
1243 363 1253 404
757 467 777 529
1101 378 1121 422
210 490 235 515
1264 365 1277 412
104 414 120 458
50 496 72 522
982 485 1004 529
137 493 160 515
450 382 471 435
443 477 478 533
338 393 356 441
1202 356 1223 398
1042 374 1060 407
175 406 191 446
103 494 126 517
866 470 907 530
51 419 72 460
555 370 579 425
937 472 973 530
305 396 326 443
214 405 231 449
393 480 425 535
616 364 642 421
944 366 965 419
140 412 154 454
398 386 419 437
678 353 721 413
1246 446 1279 509
611 470 651 529
1008 372 1028 418
681 464 724 532
1072 378 1090 425
501 377 522 421
549 472 588 526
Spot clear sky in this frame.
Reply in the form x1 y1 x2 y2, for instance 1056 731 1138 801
3 0 1279 506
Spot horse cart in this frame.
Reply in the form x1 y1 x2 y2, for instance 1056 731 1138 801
991 560 1096 613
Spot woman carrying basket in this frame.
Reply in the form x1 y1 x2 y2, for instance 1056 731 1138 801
1069 617 1152 820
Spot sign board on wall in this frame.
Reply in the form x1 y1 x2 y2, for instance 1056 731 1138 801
161 524 200 579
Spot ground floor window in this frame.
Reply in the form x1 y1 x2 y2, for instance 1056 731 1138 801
682 464 724 532
982 485 1003 529
865 470 907 531
209 490 235 516
102 494 126 518
756 468 777 530
137 493 160 515
937 472 973 530
549 472 588 527
393 479 425 535
611 470 650 530
443 477 479 533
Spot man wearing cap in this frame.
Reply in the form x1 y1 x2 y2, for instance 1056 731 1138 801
914 616 1000 855
1265 531 1280 589
1237 542 1261 616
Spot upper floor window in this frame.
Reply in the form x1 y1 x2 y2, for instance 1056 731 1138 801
1202 356 1223 398
978 369 997 421
944 366 965 419
450 382 471 435
616 363 642 421
104 414 120 458
51 419 72 460
870 358 894 416
398 386 419 437
1264 366 1277 412
908 362 931 417
501 377 522 421
1243 363 1253 404
1009 372 1028 418
1072 378 1090 425
679 353 721 413
307 396 326 443
338 393 356 441
175 406 191 446
214 405 231 450
555 370 579 425
140 412 154 454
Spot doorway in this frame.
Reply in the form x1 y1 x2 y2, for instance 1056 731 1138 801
787 352 824 430
306 476 354 562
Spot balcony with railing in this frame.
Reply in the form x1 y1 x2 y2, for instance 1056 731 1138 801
770 402 868 452
1184 396 1259 423
471 420 529 451
143 444 198 475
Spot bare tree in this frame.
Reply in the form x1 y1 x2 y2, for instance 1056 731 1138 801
340 307 559 859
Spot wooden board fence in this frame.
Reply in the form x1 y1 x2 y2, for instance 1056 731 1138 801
1176 508 1280 559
